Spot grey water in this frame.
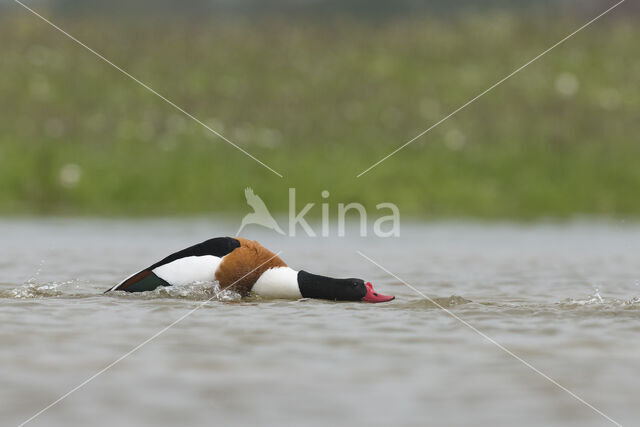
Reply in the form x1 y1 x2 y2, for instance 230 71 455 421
1 218 639 427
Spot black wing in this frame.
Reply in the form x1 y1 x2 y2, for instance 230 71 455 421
147 237 241 270
106 237 241 293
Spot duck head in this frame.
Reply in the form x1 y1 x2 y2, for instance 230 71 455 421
297 270 394 303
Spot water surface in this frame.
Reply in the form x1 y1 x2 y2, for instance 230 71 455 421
1 219 639 426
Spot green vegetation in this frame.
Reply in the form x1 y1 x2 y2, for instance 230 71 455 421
0 13 638 218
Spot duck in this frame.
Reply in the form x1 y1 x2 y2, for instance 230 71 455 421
105 237 394 303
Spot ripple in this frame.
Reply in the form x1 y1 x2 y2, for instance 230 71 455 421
393 295 472 309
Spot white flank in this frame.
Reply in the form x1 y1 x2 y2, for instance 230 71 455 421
152 255 221 286
252 267 302 299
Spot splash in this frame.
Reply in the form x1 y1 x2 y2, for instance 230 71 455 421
3 280 77 299
590 288 604 304
0 259 79 299
560 288 640 308
110 281 242 302
1 278 241 302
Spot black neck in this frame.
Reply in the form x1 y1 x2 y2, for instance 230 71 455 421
297 270 367 301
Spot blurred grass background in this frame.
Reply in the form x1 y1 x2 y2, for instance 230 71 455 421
0 2 638 218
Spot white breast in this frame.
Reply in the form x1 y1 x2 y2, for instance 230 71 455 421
252 267 302 299
152 255 222 286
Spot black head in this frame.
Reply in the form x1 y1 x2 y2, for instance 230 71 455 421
298 270 367 301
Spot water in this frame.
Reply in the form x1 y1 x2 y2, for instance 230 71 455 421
1 219 639 427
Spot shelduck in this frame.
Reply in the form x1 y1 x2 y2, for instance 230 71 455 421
106 237 394 303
